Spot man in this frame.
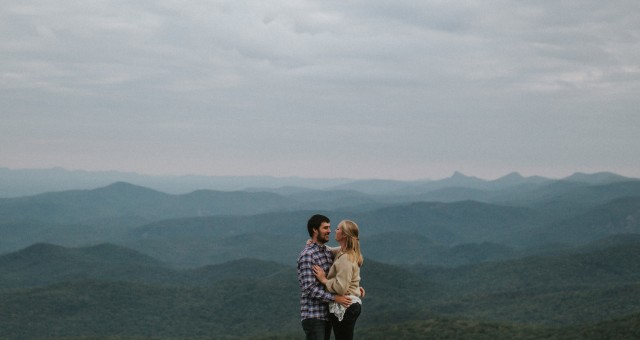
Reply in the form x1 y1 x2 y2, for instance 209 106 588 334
297 214 351 340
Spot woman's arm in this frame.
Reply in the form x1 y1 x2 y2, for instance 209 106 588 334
312 265 352 307
313 265 329 285
313 256 352 295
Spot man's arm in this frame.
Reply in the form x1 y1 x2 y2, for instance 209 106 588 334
334 294 351 307
327 246 340 256
298 253 335 303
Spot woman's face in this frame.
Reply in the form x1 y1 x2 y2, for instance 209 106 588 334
335 224 344 241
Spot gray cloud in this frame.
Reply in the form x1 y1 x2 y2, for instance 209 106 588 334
1 0 639 180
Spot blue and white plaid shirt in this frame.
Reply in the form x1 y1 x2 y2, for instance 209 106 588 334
297 242 335 320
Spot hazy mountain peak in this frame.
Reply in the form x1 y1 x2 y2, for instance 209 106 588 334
17 242 67 256
564 172 632 184
499 172 524 180
0 243 163 268
98 181 157 191
450 171 471 179
490 172 525 185
91 181 168 197
0 243 72 267
443 172 486 186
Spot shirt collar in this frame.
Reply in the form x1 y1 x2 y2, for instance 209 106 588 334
312 242 327 251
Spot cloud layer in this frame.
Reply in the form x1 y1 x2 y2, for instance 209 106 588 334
2 0 639 179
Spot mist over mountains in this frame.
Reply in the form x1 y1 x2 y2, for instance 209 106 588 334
1 167 634 198
1 168 639 265
0 167 359 198
1 168 639 338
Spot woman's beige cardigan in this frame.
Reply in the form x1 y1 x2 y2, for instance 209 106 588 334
324 251 361 297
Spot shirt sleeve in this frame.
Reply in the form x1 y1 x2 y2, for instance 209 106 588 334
298 252 335 302
324 255 353 296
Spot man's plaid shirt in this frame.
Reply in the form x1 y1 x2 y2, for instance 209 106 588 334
297 242 335 320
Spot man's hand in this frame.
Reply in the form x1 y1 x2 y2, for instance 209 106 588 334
334 295 352 308
359 287 366 298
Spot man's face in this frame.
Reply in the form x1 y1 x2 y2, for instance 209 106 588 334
314 222 331 244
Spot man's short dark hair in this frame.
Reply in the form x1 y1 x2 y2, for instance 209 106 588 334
307 214 330 237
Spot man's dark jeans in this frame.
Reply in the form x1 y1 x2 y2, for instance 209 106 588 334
302 318 331 340
329 303 362 340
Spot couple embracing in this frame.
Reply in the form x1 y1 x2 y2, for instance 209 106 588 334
297 214 364 340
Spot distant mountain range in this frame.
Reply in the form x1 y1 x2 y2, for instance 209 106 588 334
1 167 636 197
0 167 356 197
1 171 639 267
1 168 640 338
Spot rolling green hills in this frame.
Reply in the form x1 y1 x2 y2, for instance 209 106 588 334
1 241 640 338
1 172 640 338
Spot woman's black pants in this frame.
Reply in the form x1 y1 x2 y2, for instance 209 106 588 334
329 303 361 340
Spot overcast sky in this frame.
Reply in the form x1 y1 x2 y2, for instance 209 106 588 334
2 1 639 180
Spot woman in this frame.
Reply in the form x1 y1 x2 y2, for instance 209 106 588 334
313 220 363 340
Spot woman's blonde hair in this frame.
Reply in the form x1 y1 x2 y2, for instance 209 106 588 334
339 220 363 267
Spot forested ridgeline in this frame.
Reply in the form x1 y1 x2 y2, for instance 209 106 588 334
1 239 640 338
